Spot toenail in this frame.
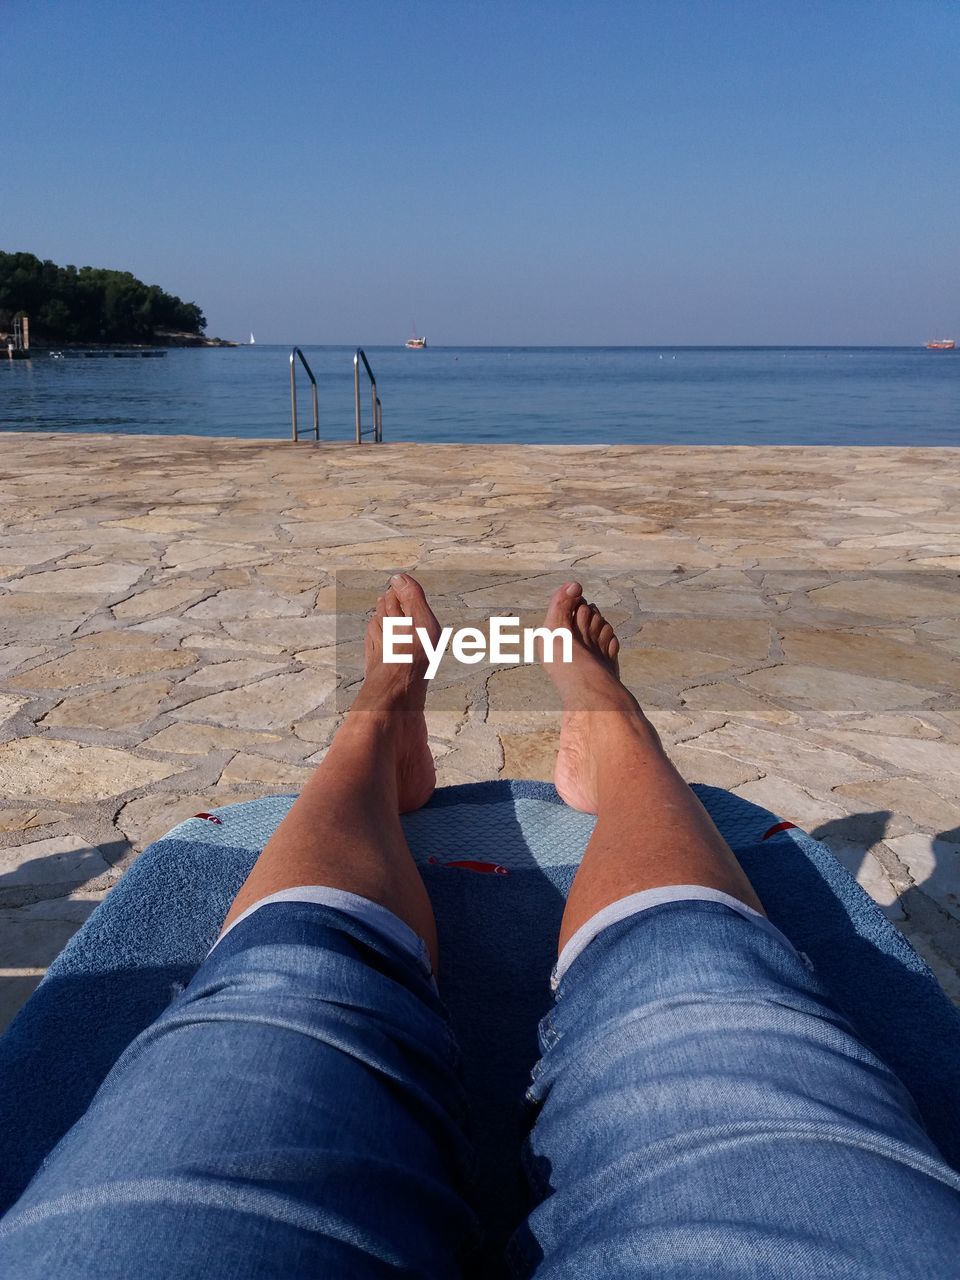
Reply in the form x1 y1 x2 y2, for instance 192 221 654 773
390 573 406 586
564 582 581 597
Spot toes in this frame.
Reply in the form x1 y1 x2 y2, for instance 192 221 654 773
587 607 605 644
384 586 403 617
390 572 441 642
598 621 615 651
389 572 426 615
545 580 582 630
574 602 592 642
366 596 386 652
607 634 620 660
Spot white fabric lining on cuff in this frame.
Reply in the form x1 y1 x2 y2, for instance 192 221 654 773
552 884 798 991
211 886 434 981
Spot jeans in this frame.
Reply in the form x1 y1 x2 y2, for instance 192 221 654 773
1 899 959 1277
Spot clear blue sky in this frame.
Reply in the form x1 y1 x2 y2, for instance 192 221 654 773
4 1 958 344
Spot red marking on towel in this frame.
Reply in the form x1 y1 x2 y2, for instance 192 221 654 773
427 856 509 876
193 812 223 825
761 821 796 840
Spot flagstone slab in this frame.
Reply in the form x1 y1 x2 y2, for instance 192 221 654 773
222 616 338 650
0 895 102 968
633 587 773 618
636 618 774 661
73 629 161 649
256 566 326 594
112 583 210 619
815 732 960 783
0 541 84 567
440 727 504 780
0 738 186 802
733 776 848 831
642 709 699 741
185 588 308 620
4 564 145 595
424 706 471 741
169 670 334 730
161 541 272 572
0 594 101 642
0 692 27 725
143 723 284 755
667 745 762 790
148 503 228 517
0 808 69 834
103 516 202 534
832 778 960 835
2 645 194 691
206 568 259 589
779 629 960 691
688 723 880 791
618 648 735 686
291 718 341 752
280 518 398 547
807 578 959 619
40 681 174 730
499 729 560 781
115 790 262 849
741 664 933 714
883 834 960 923
914 556 960 570
180 632 286 655
0 834 111 890
828 843 904 912
218 754 313 788
837 713 942 739
177 658 290 689
293 646 339 668
679 682 798 725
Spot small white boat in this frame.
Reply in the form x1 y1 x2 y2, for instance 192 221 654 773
405 323 426 349
249 332 256 345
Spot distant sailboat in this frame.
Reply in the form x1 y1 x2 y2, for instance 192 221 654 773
405 322 426 349
249 332 256 345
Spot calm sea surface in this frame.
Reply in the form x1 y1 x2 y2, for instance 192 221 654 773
1 346 957 446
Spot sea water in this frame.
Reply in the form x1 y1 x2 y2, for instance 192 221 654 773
1 346 956 446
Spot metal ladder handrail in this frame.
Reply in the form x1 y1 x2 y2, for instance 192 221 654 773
353 348 382 444
289 347 319 442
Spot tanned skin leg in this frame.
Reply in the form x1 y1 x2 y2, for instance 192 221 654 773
220 573 442 968
539 582 764 955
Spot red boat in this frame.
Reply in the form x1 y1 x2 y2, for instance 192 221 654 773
925 339 956 349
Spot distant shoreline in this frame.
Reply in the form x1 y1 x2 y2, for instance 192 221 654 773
28 332 239 350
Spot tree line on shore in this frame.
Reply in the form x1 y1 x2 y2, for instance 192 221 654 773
0 250 206 343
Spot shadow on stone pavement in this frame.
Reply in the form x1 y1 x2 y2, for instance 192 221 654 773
811 811 960 986
0 840 130 1032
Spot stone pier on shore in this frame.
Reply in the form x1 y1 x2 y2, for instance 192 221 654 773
1 432 958 1027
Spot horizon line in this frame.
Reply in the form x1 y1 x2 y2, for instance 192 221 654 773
240 342 939 349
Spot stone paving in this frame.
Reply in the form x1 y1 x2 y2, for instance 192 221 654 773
0 432 958 1028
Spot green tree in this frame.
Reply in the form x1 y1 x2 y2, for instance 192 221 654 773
0 250 208 343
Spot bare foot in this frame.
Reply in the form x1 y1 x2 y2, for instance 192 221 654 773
352 572 439 813
539 582 662 813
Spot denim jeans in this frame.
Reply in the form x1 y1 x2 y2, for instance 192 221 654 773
1 898 959 1277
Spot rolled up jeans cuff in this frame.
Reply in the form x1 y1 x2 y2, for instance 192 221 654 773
552 883 797 990
212 885 434 981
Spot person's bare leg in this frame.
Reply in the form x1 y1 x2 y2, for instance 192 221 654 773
220 572 441 968
540 582 764 954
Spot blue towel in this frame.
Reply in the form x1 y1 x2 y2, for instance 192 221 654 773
2 780 959 1259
